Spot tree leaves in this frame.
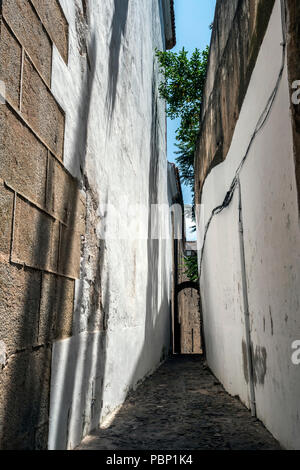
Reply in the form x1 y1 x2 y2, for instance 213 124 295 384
155 46 209 204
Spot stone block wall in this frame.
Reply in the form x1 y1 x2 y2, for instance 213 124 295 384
195 0 276 200
0 0 85 449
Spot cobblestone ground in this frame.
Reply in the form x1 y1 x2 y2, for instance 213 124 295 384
78 356 280 450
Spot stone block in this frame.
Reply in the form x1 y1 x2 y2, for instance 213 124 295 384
38 272 75 342
0 182 14 258
55 276 75 339
12 196 60 272
34 422 49 450
0 345 51 449
58 226 81 279
46 154 77 224
0 21 22 108
31 0 69 63
38 272 57 344
0 262 41 353
75 192 87 235
22 55 65 159
2 0 52 84
0 105 48 208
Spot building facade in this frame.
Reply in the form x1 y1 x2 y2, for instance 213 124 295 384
178 241 201 355
168 164 201 355
195 0 300 449
0 0 176 450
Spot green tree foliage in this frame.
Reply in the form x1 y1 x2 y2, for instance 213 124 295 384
155 46 209 197
183 253 199 282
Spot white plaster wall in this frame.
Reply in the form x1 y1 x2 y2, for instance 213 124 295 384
199 191 250 406
198 0 300 449
48 0 173 449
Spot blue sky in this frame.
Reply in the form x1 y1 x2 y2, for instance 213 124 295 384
167 0 216 205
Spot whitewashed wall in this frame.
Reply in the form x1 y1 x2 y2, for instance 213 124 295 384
48 0 173 449
198 0 300 449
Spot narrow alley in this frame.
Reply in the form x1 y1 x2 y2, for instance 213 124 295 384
0 0 299 451
78 356 280 451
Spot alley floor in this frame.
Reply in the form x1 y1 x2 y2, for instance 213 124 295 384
77 356 280 450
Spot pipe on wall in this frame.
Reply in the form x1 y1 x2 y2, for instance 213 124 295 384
238 179 257 417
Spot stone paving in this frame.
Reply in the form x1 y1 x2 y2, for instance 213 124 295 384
77 355 280 450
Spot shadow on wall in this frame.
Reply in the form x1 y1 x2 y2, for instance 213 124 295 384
74 57 172 449
0 28 111 449
106 0 129 123
49 19 171 449
0 1 173 450
178 288 202 354
130 66 172 384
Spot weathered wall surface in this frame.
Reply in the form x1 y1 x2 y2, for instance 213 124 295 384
0 0 175 450
167 163 201 354
178 287 201 354
0 0 83 449
177 249 201 355
195 0 276 199
196 0 300 449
